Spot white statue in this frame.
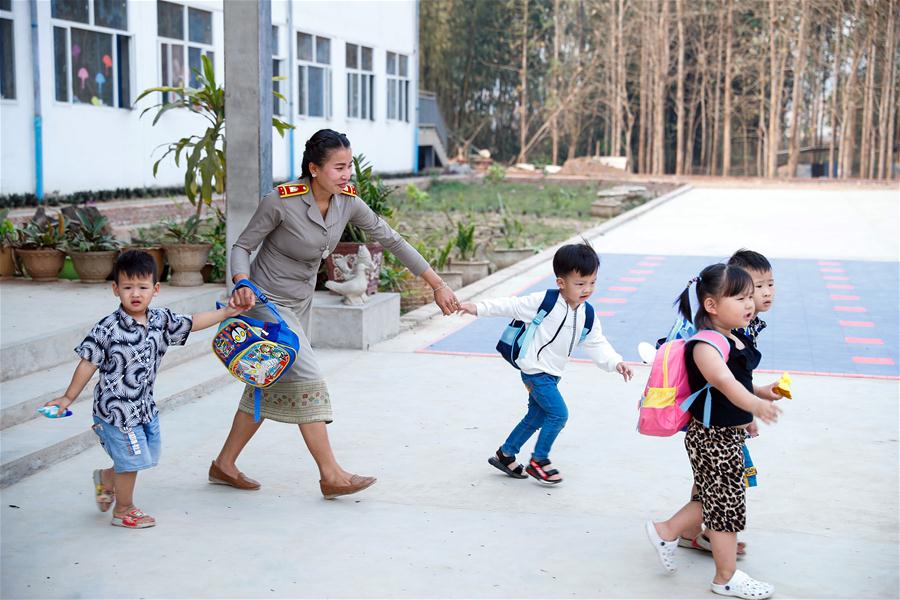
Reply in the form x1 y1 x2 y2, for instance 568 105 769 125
325 244 375 305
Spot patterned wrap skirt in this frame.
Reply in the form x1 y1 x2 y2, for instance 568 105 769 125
236 290 333 424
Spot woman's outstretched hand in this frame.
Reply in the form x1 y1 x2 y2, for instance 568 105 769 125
434 285 459 316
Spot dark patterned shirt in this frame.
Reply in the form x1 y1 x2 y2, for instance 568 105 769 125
76 307 192 430
734 316 767 348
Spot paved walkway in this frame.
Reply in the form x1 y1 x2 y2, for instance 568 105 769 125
1 185 898 598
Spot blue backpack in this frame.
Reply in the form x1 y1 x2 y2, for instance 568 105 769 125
212 279 300 422
496 289 594 369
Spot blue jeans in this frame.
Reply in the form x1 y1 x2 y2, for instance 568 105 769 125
501 372 568 461
92 415 162 473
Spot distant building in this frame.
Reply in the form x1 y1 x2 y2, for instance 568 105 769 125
0 0 419 196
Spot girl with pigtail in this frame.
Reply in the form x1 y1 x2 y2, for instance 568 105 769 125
645 264 782 600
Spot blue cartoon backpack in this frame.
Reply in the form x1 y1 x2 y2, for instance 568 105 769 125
496 289 594 369
212 279 300 421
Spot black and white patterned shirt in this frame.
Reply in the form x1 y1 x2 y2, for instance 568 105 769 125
735 316 767 348
76 307 192 431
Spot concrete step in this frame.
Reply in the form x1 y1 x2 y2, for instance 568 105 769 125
0 327 216 431
0 352 233 488
0 282 225 381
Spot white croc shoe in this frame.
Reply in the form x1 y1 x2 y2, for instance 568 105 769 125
711 569 774 599
645 520 678 573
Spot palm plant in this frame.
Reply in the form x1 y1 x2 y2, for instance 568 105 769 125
136 55 292 221
15 208 67 249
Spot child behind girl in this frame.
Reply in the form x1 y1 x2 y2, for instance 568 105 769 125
645 264 781 599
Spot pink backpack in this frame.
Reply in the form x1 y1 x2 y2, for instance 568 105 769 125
637 330 731 436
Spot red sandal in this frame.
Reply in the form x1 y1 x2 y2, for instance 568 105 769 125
111 507 156 529
526 457 563 484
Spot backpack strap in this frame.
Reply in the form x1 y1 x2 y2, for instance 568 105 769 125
517 289 560 358
579 302 595 343
233 279 288 329
689 329 731 362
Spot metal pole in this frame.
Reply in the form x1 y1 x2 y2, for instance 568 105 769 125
29 0 43 202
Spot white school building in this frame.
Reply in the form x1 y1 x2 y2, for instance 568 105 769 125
0 0 419 196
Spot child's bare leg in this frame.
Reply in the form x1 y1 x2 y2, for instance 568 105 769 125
112 471 138 514
679 484 703 539
707 529 738 584
654 499 701 541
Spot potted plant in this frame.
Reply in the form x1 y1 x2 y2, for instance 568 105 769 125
0 209 16 279
125 228 166 282
202 207 226 283
161 216 211 286
137 55 291 280
491 197 534 269
449 219 489 285
14 208 67 281
324 154 391 296
64 207 120 283
433 239 463 290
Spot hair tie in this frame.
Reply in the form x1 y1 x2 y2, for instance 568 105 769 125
688 276 701 286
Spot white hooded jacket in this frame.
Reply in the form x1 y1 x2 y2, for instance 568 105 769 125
476 291 623 377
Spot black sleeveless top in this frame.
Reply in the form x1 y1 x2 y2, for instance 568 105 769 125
684 330 760 427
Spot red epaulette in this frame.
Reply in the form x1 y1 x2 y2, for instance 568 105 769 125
341 184 358 197
276 183 309 198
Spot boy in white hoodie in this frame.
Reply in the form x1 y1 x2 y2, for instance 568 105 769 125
457 243 633 484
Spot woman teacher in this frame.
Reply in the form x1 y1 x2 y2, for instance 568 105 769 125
209 129 459 499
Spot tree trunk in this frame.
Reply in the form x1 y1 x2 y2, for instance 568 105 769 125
828 4 842 177
767 0 785 178
653 0 669 175
859 30 876 179
516 0 529 164
638 4 650 173
786 0 809 178
709 1 725 175
551 0 560 166
721 0 734 176
675 0 685 175
877 0 897 179
838 0 864 179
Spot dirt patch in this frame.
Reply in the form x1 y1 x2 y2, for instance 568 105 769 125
559 156 630 177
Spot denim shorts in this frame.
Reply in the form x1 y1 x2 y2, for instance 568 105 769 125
91 415 161 473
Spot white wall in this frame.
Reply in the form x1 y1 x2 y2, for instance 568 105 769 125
1 0 417 195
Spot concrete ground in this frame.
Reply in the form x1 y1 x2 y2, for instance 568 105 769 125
1 185 898 599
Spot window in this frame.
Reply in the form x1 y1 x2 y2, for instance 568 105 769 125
386 51 409 122
0 1 14 100
51 0 131 108
157 0 213 96
346 43 373 120
296 31 331 118
272 25 285 116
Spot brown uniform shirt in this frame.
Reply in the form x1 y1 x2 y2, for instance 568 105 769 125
231 179 429 299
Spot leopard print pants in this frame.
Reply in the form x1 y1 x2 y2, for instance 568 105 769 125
684 418 747 533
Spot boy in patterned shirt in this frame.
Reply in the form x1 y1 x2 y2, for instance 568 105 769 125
45 251 251 528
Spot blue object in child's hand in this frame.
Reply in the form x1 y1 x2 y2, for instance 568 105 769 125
38 405 72 419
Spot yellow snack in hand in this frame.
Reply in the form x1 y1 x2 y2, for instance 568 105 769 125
774 371 792 399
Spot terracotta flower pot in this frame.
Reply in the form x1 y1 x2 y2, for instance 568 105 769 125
17 248 66 282
69 250 119 283
399 277 434 312
450 259 490 286
0 246 16 280
490 248 535 270
324 242 383 296
124 246 166 281
162 243 211 287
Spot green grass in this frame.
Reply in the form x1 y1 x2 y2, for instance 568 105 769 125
396 181 599 218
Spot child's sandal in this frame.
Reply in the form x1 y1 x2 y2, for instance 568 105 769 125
111 508 156 529
92 469 114 513
526 457 563 484
488 448 528 479
710 569 773 599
